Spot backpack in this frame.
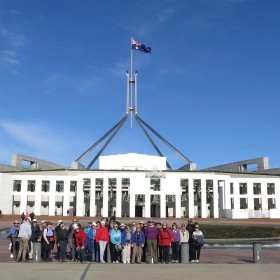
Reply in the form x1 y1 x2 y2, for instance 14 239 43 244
195 234 205 248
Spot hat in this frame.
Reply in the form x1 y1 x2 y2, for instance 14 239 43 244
119 223 126 227
139 221 144 224
58 220 63 224
148 219 155 224
47 221 53 225
92 222 97 226
72 219 78 222
14 220 19 224
73 224 79 230
41 220 46 224
33 219 37 222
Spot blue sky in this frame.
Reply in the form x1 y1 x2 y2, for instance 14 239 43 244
0 0 279 170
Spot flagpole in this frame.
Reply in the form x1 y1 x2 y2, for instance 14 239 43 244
130 38 134 128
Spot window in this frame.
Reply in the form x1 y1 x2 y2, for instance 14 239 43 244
230 183 234 195
267 183 275 195
28 180 35 192
253 183 261 195
56 181 64 193
13 180 21 192
239 183 247 194
42 181 50 192
70 181 77 192
150 178 160 191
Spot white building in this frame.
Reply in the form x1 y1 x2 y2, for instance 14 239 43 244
0 154 280 219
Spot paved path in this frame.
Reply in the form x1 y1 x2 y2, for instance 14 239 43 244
0 262 279 280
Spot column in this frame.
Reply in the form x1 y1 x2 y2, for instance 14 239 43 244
90 176 96 217
145 194 151 218
116 177 122 217
188 179 194 218
213 180 219 218
20 179 28 214
76 178 84 217
63 179 70 216
223 179 231 209
201 179 207 218
49 179 56 216
233 181 240 209
34 179 42 216
175 193 181 218
261 181 268 210
247 181 254 210
160 194 166 218
275 180 280 209
129 193 135 218
102 177 109 217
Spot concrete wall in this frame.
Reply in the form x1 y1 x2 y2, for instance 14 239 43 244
0 173 13 215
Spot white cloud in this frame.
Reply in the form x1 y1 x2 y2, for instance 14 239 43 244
1 50 19 65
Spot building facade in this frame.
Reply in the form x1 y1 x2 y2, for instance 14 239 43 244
1 165 280 219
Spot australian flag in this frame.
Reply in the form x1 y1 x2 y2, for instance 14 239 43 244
131 38 151 53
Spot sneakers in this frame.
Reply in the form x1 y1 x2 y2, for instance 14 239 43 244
175 260 179 263
123 261 126 264
101 260 106 264
10 253 13 258
116 260 119 264
8 243 12 250
191 260 196 262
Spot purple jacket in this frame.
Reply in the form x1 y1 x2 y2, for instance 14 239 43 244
145 226 158 240
172 229 180 242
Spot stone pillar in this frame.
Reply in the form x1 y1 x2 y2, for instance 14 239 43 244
129 193 135 218
48 179 56 216
90 176 96 217
234 181 240 209
188 179 194 218
175 193 181 218
116 177 122 217
274 181 280 209
34 179 42 216
20 179 28 214
201 179 207 218
224 179 231 210
247 181 254 210
145 194 151 218
261 181 268 210
102 177 109 217
76 178 84 216
213 179 219 218
160 194 166 218
63 179 70 216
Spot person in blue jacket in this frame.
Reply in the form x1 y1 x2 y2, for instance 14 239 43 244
9 220 20 259
131 225 145 264
85 222 97 262
109 223 122 263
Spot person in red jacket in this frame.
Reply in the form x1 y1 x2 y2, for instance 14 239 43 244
73 224 87 264
95 220 110 263
158 222 172 264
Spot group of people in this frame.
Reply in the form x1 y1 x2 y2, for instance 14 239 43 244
9 216 204 264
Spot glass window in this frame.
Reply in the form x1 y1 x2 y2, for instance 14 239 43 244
28 180 35 192
42 181 50 192
56 181 64 193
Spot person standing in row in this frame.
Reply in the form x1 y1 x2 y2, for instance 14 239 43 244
110 223 122 263
171 222 180 263
121 225 132 264
29 219 41 260
9 221 20 259
158 222 172 264
131 225 145 264
95 220 109 264
145 220 158 264
56 223 69 262
73 224 87 264
17 218 31 262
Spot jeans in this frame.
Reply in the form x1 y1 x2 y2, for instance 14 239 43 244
77 246 86 263
59 239 67 261
99 241 107 262
146 239 158 263
171 241 180 261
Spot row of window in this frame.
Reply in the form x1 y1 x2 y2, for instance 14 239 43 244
230 183 275 195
